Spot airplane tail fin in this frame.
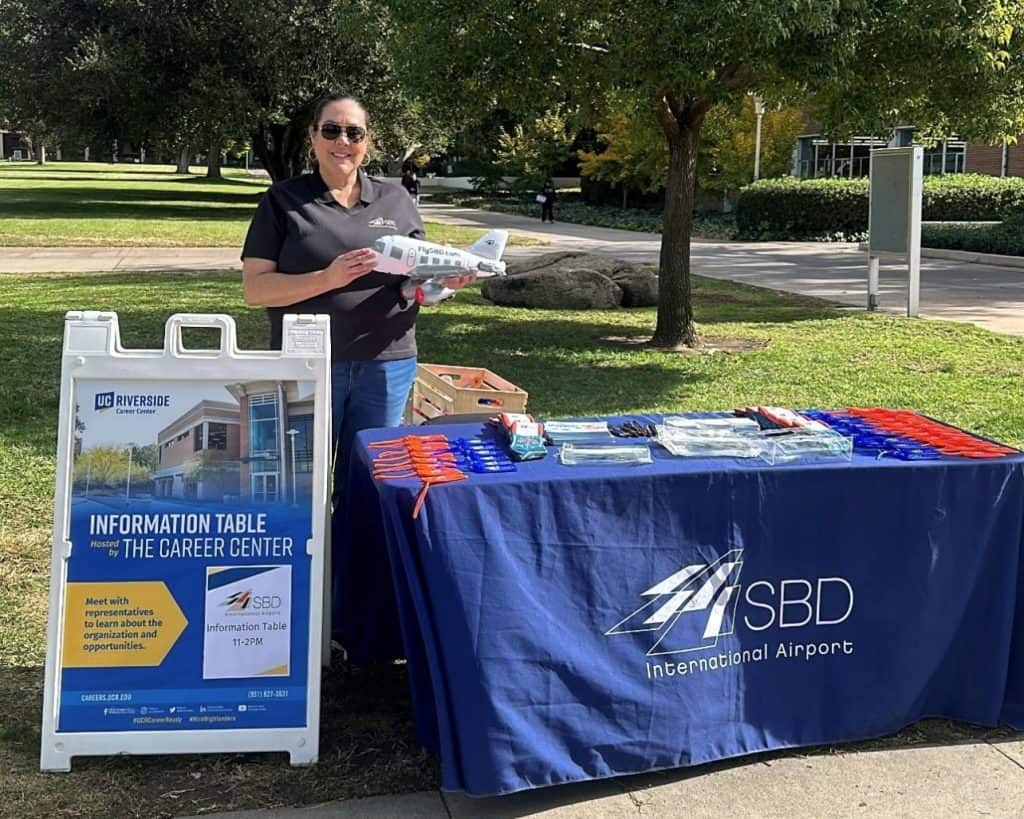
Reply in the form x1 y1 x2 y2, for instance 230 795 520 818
467 229 508 261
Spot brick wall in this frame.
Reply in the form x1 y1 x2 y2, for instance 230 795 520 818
1007 143 1024 177
159 428 197 469
965 144 1003 176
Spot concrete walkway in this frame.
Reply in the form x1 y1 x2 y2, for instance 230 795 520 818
3 203 1024 335
419 202 1024 336
0 245 241 273
190 737 1024 818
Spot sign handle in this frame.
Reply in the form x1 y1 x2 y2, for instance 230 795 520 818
163 314 238 358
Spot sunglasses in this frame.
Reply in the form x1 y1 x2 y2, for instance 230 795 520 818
318 123 367 143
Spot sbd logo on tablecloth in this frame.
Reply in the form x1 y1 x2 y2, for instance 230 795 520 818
605 549 855 677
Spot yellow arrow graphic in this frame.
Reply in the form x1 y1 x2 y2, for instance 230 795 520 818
62 582 188 668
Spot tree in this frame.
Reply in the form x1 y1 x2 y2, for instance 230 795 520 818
0 0 451 182
577 108 668 207
0 0 245 168
73 403 85 458
387 0 1024 348
240 1 457 180
73 445 153 492
370 97 454 175
700 100 806 196
496 110 574 192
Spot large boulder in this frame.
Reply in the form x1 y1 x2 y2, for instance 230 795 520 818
483 267 623 309
485 252 658 309
609 267 659 307
504 251 581 277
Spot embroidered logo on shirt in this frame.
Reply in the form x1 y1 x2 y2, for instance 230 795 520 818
367 217 398 229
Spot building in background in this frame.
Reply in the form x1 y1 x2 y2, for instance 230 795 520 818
153 381 314 505
0 128 32 160
154 401 241 501
794 125 1023 179
227 381 313 505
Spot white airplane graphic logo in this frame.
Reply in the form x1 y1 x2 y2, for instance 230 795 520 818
605 549 744 656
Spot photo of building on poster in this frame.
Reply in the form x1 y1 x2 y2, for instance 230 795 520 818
72 379 316 508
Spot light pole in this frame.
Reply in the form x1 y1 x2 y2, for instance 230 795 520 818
752 95 765 181
125 445 134 499
285 429 299 505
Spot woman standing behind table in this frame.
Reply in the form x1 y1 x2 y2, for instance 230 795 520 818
240 93 473 496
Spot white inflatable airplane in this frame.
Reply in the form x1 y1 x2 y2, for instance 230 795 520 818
371 229 508 305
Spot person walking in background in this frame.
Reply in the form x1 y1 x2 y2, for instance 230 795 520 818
401 168 421 206
538 178 556 223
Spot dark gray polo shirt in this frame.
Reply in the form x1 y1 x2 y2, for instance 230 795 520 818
241 168 425 361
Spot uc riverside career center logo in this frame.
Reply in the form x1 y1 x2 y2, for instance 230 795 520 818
605 549 856 679
94 390 171 415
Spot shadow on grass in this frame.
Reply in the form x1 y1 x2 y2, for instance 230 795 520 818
0 184 263 222
0 270 846 459
0 167 265 184
0 660 437 819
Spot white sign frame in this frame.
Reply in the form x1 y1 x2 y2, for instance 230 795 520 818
41 312 331 771
867 146 923 317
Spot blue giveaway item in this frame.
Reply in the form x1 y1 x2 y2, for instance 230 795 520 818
494 413 547 461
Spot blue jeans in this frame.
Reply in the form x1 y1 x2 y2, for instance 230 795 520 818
331 357 417 498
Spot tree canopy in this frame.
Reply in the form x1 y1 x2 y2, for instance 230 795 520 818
0 0 455 180
387 0 1024 346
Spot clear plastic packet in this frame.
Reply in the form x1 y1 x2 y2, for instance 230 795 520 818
559 443 652 466
654 425 769 459
544 420 613 443
762 430 853 464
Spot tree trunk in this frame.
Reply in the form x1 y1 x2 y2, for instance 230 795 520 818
251 122 308 182
176 147 191 174
37 145 46 165
205 142 222 178
621 185 627 210
651 124 700 349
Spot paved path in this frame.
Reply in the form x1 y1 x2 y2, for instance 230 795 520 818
0 246 241 273
189 736 1024 818
420 203 1024 336
3 203 1024 335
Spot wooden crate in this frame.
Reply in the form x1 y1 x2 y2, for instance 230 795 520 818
406 364 528 424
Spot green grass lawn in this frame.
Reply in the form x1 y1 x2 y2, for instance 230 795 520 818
1 271 1022 817
0 162 540 248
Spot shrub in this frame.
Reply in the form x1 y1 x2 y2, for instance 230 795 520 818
923 175 1024 221
921 214 1024 257
736 174 1024 239
735 177 870 239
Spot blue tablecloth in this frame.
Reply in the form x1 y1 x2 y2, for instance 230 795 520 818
333 418 1024 795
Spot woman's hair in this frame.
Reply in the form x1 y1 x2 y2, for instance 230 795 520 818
311 93 369 128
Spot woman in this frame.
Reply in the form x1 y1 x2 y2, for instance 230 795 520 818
539 177 557 223
241 93 472 495
401 167 421 205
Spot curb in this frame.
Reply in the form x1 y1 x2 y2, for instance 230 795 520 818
857 243 1024 270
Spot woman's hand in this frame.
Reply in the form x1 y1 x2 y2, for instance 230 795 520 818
326 248 378 288
445 273 477 291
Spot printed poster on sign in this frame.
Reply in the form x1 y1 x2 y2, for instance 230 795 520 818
203 565 291 679
58 377 316 733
